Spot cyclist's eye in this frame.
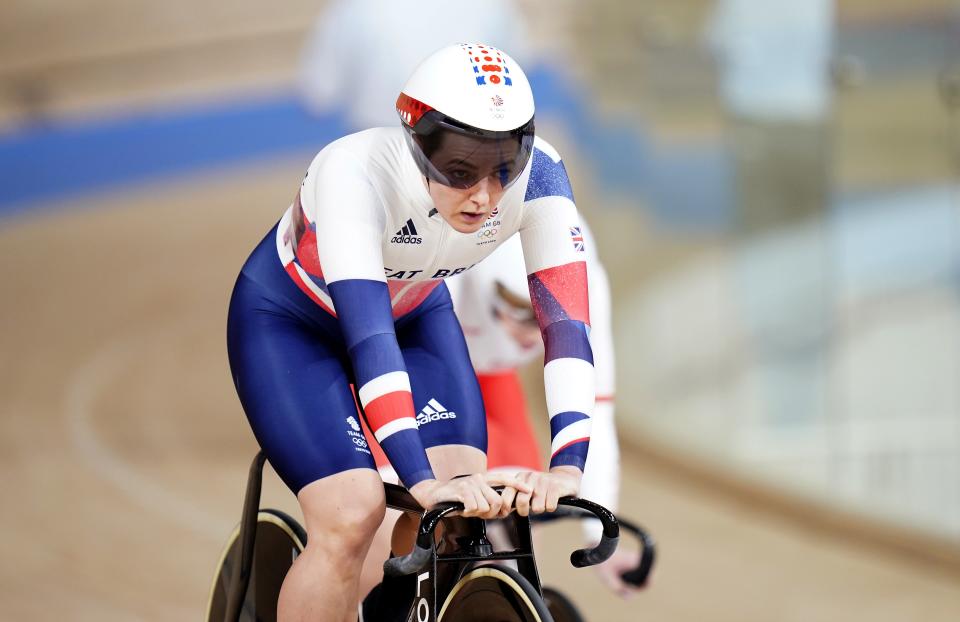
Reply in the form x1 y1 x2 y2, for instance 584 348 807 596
444 168 476 186
489 163 514 184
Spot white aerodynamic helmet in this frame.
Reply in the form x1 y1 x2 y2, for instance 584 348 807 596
396 43 535 190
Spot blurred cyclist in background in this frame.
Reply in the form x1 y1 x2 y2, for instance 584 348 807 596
229 44 595 621
299 0 531 128
449 224 640 598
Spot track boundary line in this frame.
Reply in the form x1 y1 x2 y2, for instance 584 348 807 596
64 323 227 544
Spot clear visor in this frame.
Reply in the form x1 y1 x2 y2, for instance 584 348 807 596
404 112 535 190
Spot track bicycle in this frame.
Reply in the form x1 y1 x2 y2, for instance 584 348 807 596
206 452 655 621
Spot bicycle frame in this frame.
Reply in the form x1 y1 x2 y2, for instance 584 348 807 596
383 490 623 622
223 452 268 622
382 489 542 622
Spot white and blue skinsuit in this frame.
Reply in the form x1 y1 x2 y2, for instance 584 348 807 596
227 128 595 493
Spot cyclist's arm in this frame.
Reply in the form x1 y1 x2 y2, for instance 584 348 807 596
518 143 595 475
306 147 435 488
580 251 621 542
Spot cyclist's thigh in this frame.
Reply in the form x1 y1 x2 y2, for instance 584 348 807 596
227 274 376 493
479 371 543 472
396 285 486 454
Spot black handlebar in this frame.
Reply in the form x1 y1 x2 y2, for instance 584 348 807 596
383 502 462 577
616 515 656 587
384 496 621 577
555 497 620 568
531 506 656 587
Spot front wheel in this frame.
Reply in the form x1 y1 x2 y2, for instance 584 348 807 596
438 565 554 622
205 509 306 622
541 587 585 622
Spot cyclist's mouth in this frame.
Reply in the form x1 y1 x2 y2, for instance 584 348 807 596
460 211 487 224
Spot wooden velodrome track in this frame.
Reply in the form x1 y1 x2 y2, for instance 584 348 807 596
3 1 960 620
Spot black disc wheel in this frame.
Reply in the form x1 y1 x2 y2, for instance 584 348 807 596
541 587 585 622
439 564 554 622
206 509 306 622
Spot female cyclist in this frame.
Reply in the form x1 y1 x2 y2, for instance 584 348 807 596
226 44 595 621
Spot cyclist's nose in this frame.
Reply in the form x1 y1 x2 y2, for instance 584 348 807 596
468 177 491 206
468 176 503 207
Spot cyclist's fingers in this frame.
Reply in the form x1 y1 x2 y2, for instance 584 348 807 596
470 482 494 517
530 484 548 514
498 486 519 517
545 483 563 513
595 553 643 598
479 483 503 517
514 490 532 517
469 474 503 518
486 472 534 494
458 492 478 517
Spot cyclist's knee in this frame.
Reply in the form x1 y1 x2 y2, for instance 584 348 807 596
298 469 386 555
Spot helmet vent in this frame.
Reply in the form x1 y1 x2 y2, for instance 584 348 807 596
396 93 434 127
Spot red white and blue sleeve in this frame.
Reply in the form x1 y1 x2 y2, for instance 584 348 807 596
520 140 595 472
303 146 435 488
579 239 621 542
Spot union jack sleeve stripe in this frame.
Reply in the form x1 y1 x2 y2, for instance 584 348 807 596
358 371 411 408
542 320 593 364
544 356 594 471
544 357 595 417
551 419 592 451
524 146 575 202
550 416 592 467
550 411 590 439
372 415 419 444
527 262 590 330
325 278 434 487
359 372 417 441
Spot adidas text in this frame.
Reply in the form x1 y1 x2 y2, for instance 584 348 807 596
391 234 422 244
417 398 456 426
416 411 457 425
392 219 422 244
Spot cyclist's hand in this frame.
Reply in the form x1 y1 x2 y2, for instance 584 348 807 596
500 466 582 517
409 474 531 520
593 549 648 598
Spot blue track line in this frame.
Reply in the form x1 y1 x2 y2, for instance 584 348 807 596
0 68 727 228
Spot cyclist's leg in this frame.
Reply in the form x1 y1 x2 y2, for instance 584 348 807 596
357 462 400 603
228 272 384 622
292 470 385 622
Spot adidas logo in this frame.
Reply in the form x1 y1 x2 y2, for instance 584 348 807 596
416 398 457 426
391 219 422 245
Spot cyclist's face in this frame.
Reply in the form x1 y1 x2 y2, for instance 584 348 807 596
424 132 509 233
427 174 506 233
